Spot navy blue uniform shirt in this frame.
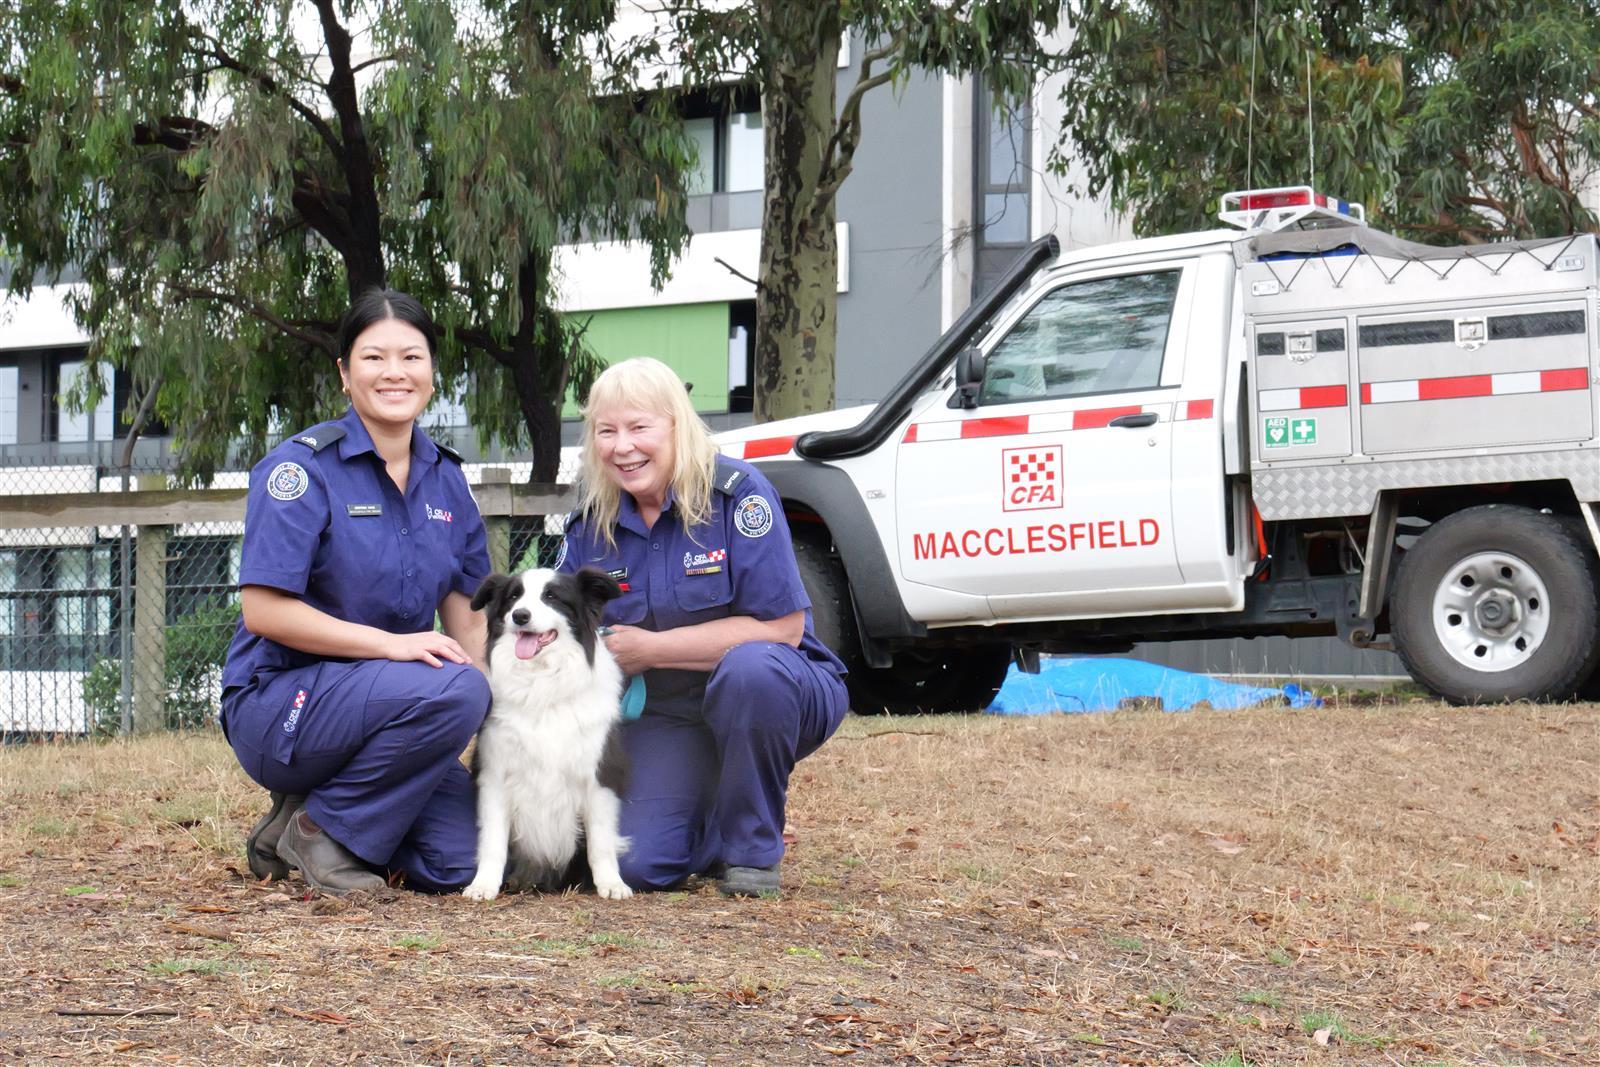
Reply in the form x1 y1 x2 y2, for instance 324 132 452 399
557 456 845 706
221 407 490 692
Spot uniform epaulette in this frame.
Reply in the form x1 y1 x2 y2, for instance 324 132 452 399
289 424 347 452
433 437 464 463
712 455 748 496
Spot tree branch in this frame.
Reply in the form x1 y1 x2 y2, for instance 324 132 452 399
117 374 164 469
170 285 337 356
713 255 760 290
189 31 344 162
456 328 514 367
813 34 903 215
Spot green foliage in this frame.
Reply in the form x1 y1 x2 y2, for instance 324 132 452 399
83 600 239 733
1055 0 1600 243
0 1 692 481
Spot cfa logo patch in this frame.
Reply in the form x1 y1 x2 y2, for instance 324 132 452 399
267 461 309 501
734 495 774 538
283 689 309 735
1002 446 1063 512
426 503 453 523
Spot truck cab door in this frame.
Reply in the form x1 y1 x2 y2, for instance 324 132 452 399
894 260 1202 621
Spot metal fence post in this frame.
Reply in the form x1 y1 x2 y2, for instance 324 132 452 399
132 520 169 734
478 467 513 573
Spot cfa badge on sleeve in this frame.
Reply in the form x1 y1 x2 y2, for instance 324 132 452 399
267 461 309 501
734 495 773 538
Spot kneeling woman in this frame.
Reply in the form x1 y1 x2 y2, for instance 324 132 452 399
221 289 492 894
557 357 849 895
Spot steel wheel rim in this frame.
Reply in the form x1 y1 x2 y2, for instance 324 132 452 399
1430 551 1550 673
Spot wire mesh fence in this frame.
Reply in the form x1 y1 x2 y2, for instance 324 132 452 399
1 459 242 737
1 454 575 738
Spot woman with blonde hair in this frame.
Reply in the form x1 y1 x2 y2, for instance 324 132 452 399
555 357 848 895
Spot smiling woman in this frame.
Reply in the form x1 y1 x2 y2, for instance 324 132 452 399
218 288 492 897
557 357 849 898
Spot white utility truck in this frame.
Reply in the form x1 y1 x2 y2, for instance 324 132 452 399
715 189 1600 710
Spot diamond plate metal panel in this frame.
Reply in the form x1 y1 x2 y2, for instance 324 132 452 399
1253 449 1600 520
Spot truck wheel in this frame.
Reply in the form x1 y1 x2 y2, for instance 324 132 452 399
849 645 1014 715
792 533 1012 714
1390 506 1600 704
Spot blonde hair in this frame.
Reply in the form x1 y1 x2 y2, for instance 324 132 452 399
578 357 719 549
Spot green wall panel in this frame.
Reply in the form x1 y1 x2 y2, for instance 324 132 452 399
566 303 730 415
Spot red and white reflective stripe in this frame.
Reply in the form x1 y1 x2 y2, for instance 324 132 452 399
1257 385 1348 412
1360 367 1589 405
900 402 1211 443
721 435 797 460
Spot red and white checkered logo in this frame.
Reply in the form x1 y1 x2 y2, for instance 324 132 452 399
1002 446 1063 512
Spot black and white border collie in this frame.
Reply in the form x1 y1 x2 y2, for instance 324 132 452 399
463 567 631 901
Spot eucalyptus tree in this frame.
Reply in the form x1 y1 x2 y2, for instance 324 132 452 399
1054 0 1600 241
639 0 1063 422
0 0 692 481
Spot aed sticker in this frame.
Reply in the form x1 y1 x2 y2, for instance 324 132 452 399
267 461 309 500
1265 415 1317 448
1002 446 1063 513
735 495 773 538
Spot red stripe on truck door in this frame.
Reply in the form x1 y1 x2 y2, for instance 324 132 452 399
960 416 1031 438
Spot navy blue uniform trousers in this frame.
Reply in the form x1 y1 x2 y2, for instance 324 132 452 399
223 659 490 891
619 641 848 890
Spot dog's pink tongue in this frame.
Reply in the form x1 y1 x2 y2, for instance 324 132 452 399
514 631 556 660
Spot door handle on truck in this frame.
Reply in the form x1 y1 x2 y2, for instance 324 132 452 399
1109 412 1158 428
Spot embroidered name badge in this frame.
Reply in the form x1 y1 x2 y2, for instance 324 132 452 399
734 495 774 538
683 548 727 575
607 566 631 592
267 461 308 501
426 503 453 523
283 689 309 735
346 503 383 517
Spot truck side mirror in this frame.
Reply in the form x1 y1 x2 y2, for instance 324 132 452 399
954 346 986 409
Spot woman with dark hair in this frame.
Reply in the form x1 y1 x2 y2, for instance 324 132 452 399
220 288 492 895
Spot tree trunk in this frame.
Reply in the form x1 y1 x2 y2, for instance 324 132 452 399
754 2 840 423
509 249 566 485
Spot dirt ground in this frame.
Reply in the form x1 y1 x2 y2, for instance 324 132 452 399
1 697 1596 1066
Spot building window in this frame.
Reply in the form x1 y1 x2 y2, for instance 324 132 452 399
973 79 1033 298
684 105 763 196
0 545 115 672
50 353 114 443
0 363 17 445
678 87 764 233
727 300 756 414
166 535 239 624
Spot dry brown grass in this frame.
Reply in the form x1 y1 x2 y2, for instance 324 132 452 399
1 699 1597 1065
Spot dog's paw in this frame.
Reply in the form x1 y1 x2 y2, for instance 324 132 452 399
594 879 633 901
462 879 500 901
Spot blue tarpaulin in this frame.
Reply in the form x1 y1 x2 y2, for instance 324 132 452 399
987 657 1321 715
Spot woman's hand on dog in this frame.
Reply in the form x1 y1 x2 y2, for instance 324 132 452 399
390 630 473 668
602 625 656 675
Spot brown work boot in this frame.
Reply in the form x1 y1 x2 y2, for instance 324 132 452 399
717 861 782 897
245 791 305 881
275 810 385 895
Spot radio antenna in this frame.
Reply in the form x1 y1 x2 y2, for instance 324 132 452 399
1247 0 1259 191
1303 0 1316 189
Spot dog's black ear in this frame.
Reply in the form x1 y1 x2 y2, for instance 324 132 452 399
576 566 623 603
471 573 511 613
